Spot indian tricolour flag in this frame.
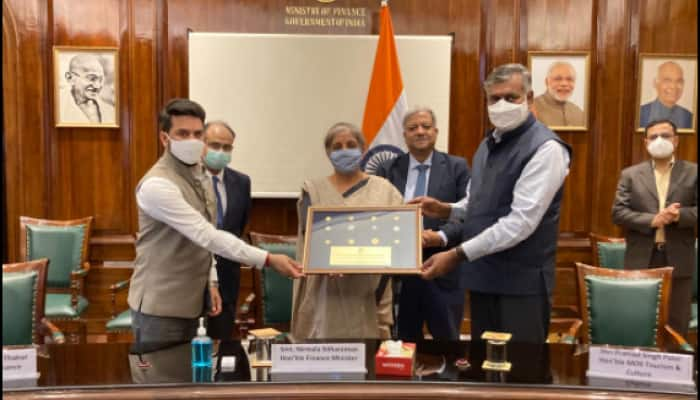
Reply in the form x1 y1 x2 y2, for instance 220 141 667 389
361 0 407 174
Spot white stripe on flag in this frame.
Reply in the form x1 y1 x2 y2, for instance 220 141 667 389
368 90 408 152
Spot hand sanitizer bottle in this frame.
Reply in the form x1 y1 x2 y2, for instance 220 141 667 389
191 317 212 383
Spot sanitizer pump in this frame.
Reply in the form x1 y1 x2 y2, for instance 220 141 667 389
191 317 213 383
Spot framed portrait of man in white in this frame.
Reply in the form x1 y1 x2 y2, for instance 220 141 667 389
53 46 119 128
528 51 590 131
636 54 697 133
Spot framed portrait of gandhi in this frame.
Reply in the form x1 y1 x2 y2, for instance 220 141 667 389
636 54 697 134
53 46 119 128
302 205 422 274
528 51 590 131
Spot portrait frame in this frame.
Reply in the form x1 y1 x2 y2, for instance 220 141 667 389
636 53 697 134
53 46 119 128
302 205 422 275
527 51 591 131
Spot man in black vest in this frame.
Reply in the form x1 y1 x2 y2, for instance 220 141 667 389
201 121 253 340
411 64 572 343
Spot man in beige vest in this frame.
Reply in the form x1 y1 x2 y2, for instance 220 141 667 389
128 98 303 347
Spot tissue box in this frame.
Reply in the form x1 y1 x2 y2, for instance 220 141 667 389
375 341 416 377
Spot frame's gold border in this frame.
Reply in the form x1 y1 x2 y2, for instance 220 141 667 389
302 205 422 274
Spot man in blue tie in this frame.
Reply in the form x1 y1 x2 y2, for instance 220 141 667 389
201 120 253 340
375 107 470 340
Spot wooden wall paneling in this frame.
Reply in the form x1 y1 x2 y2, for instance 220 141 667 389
2 0 51 262
631 0 698 165
51 0 131 245
588 0 633 237
525 0 594 236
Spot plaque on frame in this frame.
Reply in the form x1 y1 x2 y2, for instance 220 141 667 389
302 205 422 274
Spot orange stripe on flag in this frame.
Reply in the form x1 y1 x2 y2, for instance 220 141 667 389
362 4 404 146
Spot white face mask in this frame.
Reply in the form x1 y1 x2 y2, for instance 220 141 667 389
168 135 205 165
646 137 674 159
487 99 530 132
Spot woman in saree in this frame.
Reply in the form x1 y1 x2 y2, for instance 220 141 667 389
290 122 404 340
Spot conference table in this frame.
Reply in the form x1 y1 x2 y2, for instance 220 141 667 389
3 339 696 399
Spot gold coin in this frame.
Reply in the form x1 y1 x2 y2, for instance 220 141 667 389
371 216 377 221
348 225 355 231
348 216 354 221
372 225 377 230
325 216 332 221
393 216 400 221
348 239 355 245
324 239 331 245
371 238 379 245
325 226 331 231
393 226 400 232
394 239 400 244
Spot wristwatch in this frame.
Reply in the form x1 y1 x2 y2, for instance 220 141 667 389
454 245 469 262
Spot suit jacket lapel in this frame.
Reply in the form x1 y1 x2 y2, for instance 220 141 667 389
223 169 239 226
638 161 659 202
395 154 409 194
427 152 444 197
666 160 685 201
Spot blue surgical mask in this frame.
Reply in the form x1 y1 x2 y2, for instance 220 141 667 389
203 150 231 170
329 148 362 174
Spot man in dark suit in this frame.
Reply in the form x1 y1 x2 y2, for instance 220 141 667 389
201 120 253 340
375 107 470 340
612 119 697 336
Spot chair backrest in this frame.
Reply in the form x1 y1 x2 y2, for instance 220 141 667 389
575 262 673 348
589 233 626 269
19 216 92 288
249 232 297 325
3 259 49 345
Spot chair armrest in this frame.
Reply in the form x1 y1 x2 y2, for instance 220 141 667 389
40 318 65 344
109 279 131 293
560 319 583 344
663 324 694 352
71 262 91 279
238 293 256 315
110 279 131 318
69 262 91 309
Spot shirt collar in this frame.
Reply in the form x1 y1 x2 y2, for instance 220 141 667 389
408 151 433 170
205 168 224 181
651 156 676 170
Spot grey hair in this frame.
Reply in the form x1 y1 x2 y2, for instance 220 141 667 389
203 120 236 139
483 63 532 94
323 122 365 152
546 61 576 80
402 107 437 129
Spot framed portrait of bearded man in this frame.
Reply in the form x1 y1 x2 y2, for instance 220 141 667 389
528 51 590 131
53 46 119 128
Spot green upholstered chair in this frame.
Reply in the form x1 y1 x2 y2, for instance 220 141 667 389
568 263 692 352
3 259 64 345
249 232 297 332
589 233 626 270
105 278 133 342
19 216 93 341
690 240 697 332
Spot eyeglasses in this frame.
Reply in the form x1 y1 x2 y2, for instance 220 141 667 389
647 132 674 140
69 72 103 84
